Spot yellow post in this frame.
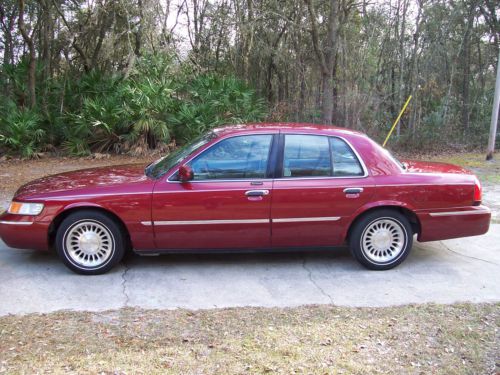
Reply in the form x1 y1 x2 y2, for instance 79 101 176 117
382 95 412 148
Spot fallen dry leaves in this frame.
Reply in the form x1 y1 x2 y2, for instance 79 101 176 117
0 303 498 374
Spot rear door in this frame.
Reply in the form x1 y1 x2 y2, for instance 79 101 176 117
151 133 277 249
271 133 374 247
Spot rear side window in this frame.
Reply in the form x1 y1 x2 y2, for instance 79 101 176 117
330 137 364 176
283 135 331 177
282 134 365 178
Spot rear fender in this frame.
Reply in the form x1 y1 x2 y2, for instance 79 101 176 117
342 200 417 241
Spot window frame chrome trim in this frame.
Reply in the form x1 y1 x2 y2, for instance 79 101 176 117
166 133 278 183
278 133 368 180
166 132 369 183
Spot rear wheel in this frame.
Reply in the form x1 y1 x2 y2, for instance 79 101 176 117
349 209 413 270
55 210 126 275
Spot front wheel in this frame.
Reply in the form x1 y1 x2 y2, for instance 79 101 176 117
349 210 413 270
55 210 126 275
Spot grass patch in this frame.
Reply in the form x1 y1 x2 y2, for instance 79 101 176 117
425 152 487 168
0 303 498 374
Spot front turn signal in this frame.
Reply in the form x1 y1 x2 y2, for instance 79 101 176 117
8 201 44 215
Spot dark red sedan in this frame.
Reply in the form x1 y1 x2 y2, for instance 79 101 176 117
0 123 491 274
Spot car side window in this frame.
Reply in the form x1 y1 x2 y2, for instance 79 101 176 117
330 137 364 176
189 135 273 180
283 135 331 177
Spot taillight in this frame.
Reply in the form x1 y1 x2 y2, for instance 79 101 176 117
473 177 482 205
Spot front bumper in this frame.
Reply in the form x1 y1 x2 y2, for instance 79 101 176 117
0 212 50 251
416 205 491 242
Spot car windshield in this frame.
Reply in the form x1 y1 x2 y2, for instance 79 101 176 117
145 132 217 178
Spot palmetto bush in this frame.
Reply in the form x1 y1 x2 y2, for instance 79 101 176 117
0 101 45 158
64 55 176 155
62 72 129 155
62 57 175 155
122 55 176 151
170 74 267 141
0 54 268 157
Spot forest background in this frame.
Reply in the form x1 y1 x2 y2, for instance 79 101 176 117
0 0 498 157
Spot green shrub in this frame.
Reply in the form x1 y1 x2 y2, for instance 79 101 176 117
0 101 45 158
0 54 269 157
170 74 267 141
122 55 177 150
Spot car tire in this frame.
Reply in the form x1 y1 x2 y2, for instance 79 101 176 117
55 210 126 275
349 209 413 270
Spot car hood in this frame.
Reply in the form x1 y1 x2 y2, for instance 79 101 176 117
14 164 151 200
401 160 473 175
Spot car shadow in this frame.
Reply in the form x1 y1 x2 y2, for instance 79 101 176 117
122 244 444 272
125 246 351 266
1 241 455 276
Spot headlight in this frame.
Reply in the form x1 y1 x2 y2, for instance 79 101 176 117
8 202 44 215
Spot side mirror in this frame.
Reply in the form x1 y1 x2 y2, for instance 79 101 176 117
178 165 194 182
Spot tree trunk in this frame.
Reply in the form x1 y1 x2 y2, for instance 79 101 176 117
323 0 339 125
396 0 408 136
18 0 36 108
243 0 254 81
135 0 144 57
0 4 17 66
51 0 92 72
304 0 339 125
461 3 476 133
408 0 423 135
91 2 114 69
40 0 52 81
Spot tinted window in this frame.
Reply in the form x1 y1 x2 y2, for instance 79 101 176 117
330 137 364 176
189 135 273 180
283 135 331 177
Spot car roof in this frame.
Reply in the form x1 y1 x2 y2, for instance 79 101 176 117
212 122 365 137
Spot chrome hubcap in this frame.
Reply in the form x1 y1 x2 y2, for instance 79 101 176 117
361 218 406 263
65 221 114 268
79 232 101 253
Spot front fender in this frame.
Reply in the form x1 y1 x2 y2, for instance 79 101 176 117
43 200 156 250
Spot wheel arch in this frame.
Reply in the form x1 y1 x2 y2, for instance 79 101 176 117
48 204 131 251
344 204 421 243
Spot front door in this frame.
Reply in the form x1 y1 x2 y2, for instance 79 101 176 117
271 134 374 247
152 133 276 249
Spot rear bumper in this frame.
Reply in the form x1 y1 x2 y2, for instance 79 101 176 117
0 212 50 251
416 205 491 242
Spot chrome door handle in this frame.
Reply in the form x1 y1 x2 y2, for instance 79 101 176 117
343 188 364 194
245 190 269 197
